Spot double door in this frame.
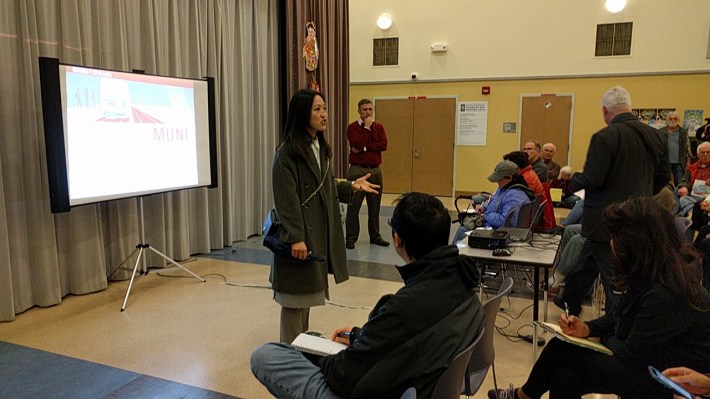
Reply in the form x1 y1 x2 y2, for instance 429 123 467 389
375 97 456 196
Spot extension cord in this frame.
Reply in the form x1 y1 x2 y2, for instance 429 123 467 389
519 333 546 346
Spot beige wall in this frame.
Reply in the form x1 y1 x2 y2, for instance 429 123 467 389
349 0 710 82
348 0 710 194
349 73 710 193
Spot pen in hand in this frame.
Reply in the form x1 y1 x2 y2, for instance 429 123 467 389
564 302 572 328
337 331 351 338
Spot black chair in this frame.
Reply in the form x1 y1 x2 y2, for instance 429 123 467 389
514 201 534 228
462 277 514 398
502 208 515 227
430 327 485 399
527 195 544 228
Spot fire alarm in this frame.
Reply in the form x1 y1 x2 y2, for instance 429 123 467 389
482 86 491 95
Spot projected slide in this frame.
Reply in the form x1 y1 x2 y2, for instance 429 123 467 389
62 67 202 202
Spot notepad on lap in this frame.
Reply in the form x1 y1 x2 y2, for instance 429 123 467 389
291 333 347 357
535 321 613 356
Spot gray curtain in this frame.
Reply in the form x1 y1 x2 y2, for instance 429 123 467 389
0 0 279 321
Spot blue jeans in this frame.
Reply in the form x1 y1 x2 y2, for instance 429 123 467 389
556 226 585 276
562 199 584 226
251 342 346 399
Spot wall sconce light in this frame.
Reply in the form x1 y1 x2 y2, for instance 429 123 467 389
604 0 627 13
377 13 393 30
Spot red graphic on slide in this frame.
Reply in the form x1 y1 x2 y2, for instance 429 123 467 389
96 107 163 123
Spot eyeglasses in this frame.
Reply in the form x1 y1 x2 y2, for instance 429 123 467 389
699 151 710 155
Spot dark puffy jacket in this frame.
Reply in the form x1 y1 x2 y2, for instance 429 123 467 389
319 246 485 398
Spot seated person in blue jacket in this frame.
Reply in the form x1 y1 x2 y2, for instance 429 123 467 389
251 192 485 399
490 196 710 399
452 160 534 244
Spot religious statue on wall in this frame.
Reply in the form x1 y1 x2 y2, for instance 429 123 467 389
303 21 320 92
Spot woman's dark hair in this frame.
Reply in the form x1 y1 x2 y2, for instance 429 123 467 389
603 196 708 310
503 151 530 169
281 89 332 159
390 192 451 260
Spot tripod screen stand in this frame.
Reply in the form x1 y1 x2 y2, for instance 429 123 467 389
110 197 205 311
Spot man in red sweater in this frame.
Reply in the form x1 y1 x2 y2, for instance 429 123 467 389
345 99 389 249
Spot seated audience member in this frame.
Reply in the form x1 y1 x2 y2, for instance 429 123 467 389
452 160 534 243
553 189 681 304
251 192 485 399
677 141 710 215
490 197 710 399
504 150 544 198
550 166 581 208
542 142 561 181
522 140 549 183
553 189 680 307
663 367 710 398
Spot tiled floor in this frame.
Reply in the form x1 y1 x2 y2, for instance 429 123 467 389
0 200 611 399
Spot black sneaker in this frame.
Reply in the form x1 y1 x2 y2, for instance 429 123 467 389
345 241 355 249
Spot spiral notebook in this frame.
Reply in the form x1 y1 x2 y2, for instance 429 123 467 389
535 321 613 356
291 333 347 357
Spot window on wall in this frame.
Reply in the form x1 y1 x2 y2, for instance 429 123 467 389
373 38 399 66
595 22 633 56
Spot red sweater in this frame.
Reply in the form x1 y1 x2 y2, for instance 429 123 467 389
347 120 388 166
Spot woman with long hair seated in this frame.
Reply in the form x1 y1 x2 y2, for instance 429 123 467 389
490 196 710 399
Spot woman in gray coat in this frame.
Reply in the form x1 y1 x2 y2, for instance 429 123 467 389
272 89 378 343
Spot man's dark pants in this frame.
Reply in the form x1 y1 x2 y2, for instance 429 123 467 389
345 165 383 243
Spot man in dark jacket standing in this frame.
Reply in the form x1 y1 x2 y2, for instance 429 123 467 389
251 192 484 399
554 86 670 316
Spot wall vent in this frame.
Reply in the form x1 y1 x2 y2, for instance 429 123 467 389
373 38 399 66
595 22 632 56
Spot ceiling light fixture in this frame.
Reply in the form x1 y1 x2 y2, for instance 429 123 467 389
377 13 393 30
605 0 627 13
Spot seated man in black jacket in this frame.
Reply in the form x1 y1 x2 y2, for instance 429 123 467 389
251 192 485 399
